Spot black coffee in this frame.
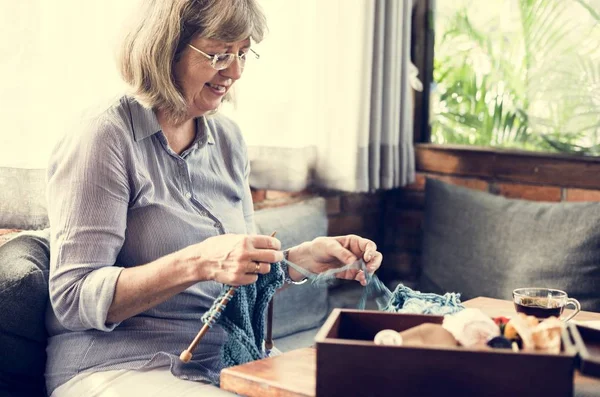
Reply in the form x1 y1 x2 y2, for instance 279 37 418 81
514 298 563 318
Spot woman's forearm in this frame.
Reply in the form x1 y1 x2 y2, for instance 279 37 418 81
106 250 206 324
106 233 282 324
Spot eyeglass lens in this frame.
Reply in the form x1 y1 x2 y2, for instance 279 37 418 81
214 53 247 70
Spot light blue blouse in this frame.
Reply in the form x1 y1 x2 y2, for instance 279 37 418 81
45 96 255 394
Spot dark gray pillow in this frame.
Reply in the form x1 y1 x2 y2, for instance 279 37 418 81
0 230 50 397
420 178 600 312
253 197 329 339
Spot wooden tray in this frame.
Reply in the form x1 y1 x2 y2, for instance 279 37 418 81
315 309 578 397
570 323 600 378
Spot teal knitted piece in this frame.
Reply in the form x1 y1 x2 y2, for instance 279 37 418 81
201 263 284 384
360 261 464 315
381 283 464 315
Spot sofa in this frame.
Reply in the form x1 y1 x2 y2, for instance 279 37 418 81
0 168 367 397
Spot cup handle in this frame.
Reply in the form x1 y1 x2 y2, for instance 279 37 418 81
561 298 581 322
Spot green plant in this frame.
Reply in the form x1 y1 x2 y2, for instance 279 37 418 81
432 0 600 156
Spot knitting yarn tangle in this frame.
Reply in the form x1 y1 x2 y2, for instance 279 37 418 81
284 258 465 315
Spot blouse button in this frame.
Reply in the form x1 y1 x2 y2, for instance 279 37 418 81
185 192 192 199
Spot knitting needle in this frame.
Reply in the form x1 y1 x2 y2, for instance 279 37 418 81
179 287 235 362
263 232 277 354
265 298 275 352
179 231 277 363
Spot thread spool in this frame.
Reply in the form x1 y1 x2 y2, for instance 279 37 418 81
374 329 403 346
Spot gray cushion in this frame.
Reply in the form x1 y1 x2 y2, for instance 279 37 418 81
273 327 320 352
420 178 600 312
248 146 316 191
0 229 51 397
253 197 329 338
0 167 48 230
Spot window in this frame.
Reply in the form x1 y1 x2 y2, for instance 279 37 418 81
427 0 600 156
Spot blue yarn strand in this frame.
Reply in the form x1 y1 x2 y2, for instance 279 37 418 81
282 257 463 315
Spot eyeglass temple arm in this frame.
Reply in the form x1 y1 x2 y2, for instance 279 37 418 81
187 43 260 61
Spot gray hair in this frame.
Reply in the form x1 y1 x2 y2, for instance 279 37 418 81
118 0 267 122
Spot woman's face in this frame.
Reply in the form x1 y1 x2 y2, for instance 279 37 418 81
174 36 251 118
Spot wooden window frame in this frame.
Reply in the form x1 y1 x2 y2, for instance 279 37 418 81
411 0 600 190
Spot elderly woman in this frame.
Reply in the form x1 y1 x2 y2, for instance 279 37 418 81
45 0 383 396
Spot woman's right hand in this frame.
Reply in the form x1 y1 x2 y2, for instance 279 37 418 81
181 234 283 286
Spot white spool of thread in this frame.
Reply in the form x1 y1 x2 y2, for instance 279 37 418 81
374 329 403 346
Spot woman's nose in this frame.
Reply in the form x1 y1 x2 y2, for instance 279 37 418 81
220 57 243 80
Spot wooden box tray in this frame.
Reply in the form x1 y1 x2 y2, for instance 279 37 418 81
315 309 582 397
571 323 600 378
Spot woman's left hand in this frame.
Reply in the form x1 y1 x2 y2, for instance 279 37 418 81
287 235 383 286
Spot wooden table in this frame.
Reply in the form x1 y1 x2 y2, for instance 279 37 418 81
220 297 600 397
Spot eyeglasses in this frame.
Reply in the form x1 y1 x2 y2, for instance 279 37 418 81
187 44 260 71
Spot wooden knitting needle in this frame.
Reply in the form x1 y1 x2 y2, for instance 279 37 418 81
179 287 235 363
179 231 277 363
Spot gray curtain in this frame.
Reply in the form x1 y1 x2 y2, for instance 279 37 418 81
358 0 416 191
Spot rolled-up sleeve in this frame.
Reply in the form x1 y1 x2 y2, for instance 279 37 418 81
47 121 130 331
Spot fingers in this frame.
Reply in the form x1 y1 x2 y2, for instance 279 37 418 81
334 235 382 272
362 241 378 262
352 236 378 262
228 273 259 287
250 249 283 264
246 235 283 263
222 261 271 286
365 251 383 274
326 238 359 265
250 235 282 250
355 270 367 286
244 261 271 275
209 234 282 286
333 268 367 286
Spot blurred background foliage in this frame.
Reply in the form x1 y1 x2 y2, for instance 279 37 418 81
431 0 600 156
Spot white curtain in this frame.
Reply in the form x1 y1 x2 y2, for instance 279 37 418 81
224 0 416 192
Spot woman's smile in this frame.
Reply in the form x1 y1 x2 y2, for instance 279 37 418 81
205 82 228 95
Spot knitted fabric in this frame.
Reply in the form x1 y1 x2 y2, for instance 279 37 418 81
381 283 464 315
201 263 284 384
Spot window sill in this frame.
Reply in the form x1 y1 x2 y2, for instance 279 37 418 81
415 143 600 190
